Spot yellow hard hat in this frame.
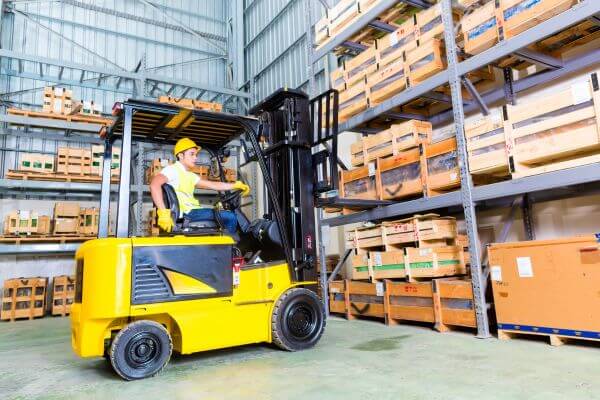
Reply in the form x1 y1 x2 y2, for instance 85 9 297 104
174 138 200 157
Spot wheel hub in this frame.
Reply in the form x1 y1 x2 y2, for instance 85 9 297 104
126 333 159 367
287 304 316 339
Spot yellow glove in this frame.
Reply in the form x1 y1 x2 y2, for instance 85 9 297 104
232 180 250 197
157 209 174 233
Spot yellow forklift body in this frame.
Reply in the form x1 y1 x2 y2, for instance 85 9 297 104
71 236 309 357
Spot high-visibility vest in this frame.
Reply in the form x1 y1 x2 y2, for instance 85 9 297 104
173 162 201 216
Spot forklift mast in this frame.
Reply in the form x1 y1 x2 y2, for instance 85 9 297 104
250 89 339 282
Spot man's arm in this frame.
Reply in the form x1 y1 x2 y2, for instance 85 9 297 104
196 179 235 191
150 173 169 209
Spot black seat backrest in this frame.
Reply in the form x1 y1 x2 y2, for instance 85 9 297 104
161 184 180 221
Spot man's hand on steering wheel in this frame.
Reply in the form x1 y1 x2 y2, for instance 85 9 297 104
231 180 250 196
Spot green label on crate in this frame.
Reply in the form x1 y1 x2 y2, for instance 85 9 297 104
111 163 119 169
44 163 53 169
22 161 31 167
355 266 369 272
373 263 405 271
33 162 42 168
409 260 460 269
92 161 101 167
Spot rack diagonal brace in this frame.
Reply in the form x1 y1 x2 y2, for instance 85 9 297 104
461 76 489 115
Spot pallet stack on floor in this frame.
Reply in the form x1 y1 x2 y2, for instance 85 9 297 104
330 213 477 332
1 275 76 321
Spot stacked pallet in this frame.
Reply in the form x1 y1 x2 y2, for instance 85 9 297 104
466 72 600 181
79 208 99 236
331 3 479 122
51 275 75 316
56 148 91 176
461 0 580 56
1 277 48 321
347 214 468 281
341 123 461 207
43 87 73 115
329 278 477 331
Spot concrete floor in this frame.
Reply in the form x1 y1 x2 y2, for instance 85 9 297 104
1 317 600 400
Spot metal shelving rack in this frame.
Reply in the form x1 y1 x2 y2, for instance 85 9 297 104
308 0 600 338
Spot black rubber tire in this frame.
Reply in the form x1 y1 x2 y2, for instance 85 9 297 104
109 320 172 381
271 288 325 351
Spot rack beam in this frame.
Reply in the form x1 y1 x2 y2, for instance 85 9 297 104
0 243 81 255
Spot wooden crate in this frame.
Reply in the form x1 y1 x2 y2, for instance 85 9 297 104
51 275 75 316
18 153 54 174
344 46 379 87
338 79 369 122
489 235 600 346
370 250 406 280
345 280 386 320
415 3 459 44
91 145 121 176
382 214 458 250
367 58 408 105
147 208 159 237
43 86 73 115
339 164 378 201
350 139 365 167
79 208 99 236
145 158 174 183
404 246 467 281
466 114 510 177
376 147 423 201
1 277 47 321
376 18 417 69
506 73 600 179
499 0 579 41
56 147 92 175
423 137 460 197
330 67 346 91
3 212 51 235
328 281 347 314
385 279 476 331
54 202 80 218
363 120 432 163
461 1 500 55
406 38 447 85
351 253 371 280
353 225 384 250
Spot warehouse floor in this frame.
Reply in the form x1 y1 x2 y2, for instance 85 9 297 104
1 317 599 400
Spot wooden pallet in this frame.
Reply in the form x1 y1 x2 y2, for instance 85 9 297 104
6 170 119 183
498 327 600 347
6 108 113 126
0 235 95 244
51 275 75 317
1 277 48 322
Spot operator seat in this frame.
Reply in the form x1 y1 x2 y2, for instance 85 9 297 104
160 184 221 234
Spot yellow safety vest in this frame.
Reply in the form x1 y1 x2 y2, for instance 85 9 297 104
173 162 201 215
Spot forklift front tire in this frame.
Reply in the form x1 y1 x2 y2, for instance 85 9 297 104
109 320 173 381
271 288 325 351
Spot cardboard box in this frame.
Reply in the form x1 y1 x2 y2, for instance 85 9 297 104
54 202 80 218
489 236 600 338
53 218 79 234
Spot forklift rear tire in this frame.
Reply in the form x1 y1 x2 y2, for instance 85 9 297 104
271 288 325 351
109 320 172 381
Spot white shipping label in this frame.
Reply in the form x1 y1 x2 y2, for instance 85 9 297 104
517 257 534 278
419 248 432 256
490 265 502 282
20 210 30 219
373 252 382 267
376 282 384 297
53 100 62 113
368 162 376 177
389 31 398 47
571 81 591 105
450 172 458 182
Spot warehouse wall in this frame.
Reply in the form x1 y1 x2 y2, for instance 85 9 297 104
0 0 232 286
243 0 328 105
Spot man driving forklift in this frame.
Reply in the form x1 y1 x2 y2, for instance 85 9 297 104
149 137 250 234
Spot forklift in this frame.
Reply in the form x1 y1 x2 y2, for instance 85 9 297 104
70 88 343 380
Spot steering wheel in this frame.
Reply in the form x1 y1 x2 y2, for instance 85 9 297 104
219 188 243 210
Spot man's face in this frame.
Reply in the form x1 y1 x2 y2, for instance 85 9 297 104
179 148 198 168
